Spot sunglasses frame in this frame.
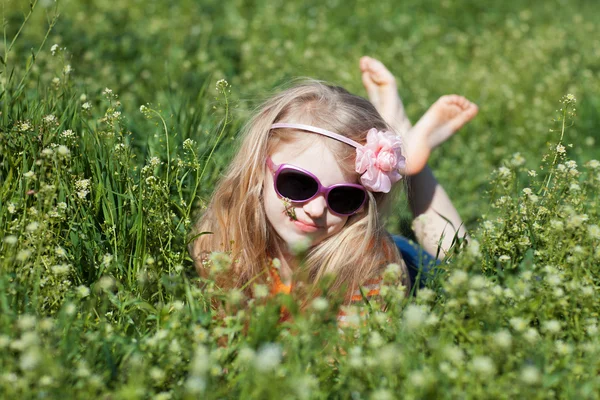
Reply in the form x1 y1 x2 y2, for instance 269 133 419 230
266 157 367 216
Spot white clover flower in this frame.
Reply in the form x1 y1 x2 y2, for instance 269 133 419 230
76 285 90 298
228 289 244 305
586 159 600 169
470 356 495 376
469 275 487 290
185 377 206 394
588 225 600 239
254 343 282 372
149 367 165 383
50 44 59 55
383 262 401 281
102 253 114 266
149 156 161 167
65 303 77 316
17 315 37 331
520 365 541 384
555 340 573 355
444 346 465 365
16 249 32 261
3 235 18 245
417 287 435 302
98 276 115 291
403 304 428 330
550 219 564 230
51 264 70 276
586 324 598 336
497 166 511 178
311 297 328 311
55 246 66 258
26 222 39 232
447 270 468 287
543 320 561 334
19 350 40 371
57 145 70 156
493 330 512 349
408 369 430 388
370 389 394 400
510 317 528 332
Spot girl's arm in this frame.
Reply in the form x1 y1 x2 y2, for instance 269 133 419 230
406 165 468 259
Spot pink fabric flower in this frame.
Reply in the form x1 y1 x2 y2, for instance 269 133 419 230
355 128 406 193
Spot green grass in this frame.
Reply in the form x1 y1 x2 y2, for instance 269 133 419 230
1 0 600 398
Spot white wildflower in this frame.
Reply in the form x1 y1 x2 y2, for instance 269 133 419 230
586 159 600 169
542 320 561 334
51 264 70 276
3 235 17 245
588 225 600 239
493 330 512 349
556 144 566 154
50 44 59 55
26 222 39 232
470 356 495 376
43 114 57 124
63 64 73 75
311 297 328 311
61 129 75 139
16 249 32 261
76 285 90 298
82 102 92 111
57 145 70 156
403 304 428 331
254 343 282 372
510 317 528 332
520 365 541 385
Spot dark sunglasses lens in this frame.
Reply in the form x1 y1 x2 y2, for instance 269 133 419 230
328 186 366 215
276 169 318 201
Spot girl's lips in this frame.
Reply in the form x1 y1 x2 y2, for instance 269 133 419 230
293 219 321 233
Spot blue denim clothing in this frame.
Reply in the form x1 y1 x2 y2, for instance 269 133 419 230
392 235 440 289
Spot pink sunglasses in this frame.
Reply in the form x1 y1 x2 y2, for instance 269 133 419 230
266 157 367 216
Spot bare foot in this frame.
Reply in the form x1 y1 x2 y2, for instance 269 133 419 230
359 56 411 135
404 95 478 175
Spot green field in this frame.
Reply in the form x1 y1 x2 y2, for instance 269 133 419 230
1 0 600 398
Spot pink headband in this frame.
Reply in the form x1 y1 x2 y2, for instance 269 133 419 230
271 123 406 193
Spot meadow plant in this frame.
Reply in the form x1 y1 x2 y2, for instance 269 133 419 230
1 1 600 399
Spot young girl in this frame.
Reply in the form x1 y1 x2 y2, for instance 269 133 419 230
189 56 478 309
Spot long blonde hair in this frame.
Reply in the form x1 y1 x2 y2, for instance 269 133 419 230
188 79 410 303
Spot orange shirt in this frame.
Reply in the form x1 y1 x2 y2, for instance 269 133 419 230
268 265 382 325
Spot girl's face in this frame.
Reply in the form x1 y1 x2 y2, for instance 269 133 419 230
264 137 360 250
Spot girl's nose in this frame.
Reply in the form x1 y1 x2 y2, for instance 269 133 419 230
303 195 327 219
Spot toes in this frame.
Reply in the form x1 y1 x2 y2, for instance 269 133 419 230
362 72 380 103
359 56 372 72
